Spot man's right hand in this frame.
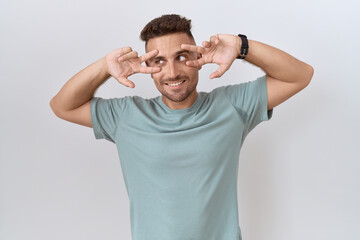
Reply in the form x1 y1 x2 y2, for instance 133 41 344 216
105 47 161 88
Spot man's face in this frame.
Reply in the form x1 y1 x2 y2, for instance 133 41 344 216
146 33 201 104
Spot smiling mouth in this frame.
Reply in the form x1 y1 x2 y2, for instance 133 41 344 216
165 80 186 87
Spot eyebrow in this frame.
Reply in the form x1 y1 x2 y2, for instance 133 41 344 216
149 50 191 62
175 50 191 55
149 56 166 62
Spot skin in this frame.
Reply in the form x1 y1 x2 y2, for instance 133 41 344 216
101 32 314 111
50 32 314 127
145 33 202 109
181 34 314 110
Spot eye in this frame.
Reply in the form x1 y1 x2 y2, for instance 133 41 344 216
154 59 163 65
178 55 187 62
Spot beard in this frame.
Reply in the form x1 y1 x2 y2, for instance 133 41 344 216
161 86 194 102
157 75 197 102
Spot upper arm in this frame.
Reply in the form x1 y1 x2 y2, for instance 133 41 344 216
52 100 93 128
266 66 314 110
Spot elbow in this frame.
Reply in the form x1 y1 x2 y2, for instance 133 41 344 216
298 64 314 90
50 97 62 118
303 64 314 88
49 97 56 114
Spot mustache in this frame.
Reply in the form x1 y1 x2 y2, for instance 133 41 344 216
161 75 189 84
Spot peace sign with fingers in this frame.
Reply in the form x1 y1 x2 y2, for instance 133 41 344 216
181 34 241 79
105 47 161 88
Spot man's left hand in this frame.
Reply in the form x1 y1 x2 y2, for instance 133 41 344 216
181 34 241 79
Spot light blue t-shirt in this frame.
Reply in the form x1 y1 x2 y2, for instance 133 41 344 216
90 75 272 240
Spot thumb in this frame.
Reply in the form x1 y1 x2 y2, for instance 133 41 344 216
209 64 229 79
115 76 135 88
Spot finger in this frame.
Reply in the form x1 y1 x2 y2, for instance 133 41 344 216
115 47 132 57
186 58 206 67
202 41 211 48
118 51 138 62
139 49 159 63
209 34 219 44
138 65 161 74
181 44 205 54
209 64 230 79
115 76 135 88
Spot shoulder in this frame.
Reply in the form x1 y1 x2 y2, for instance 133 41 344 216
211 75 267 96
92 95 164 112
91 95 144 113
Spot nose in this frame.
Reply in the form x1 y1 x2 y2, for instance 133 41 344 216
167 61 180 79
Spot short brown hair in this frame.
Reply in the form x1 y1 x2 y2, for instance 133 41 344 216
140 14 194 47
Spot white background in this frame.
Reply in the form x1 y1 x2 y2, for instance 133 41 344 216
1 0 359 239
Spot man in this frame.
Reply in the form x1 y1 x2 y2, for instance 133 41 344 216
50 14 313 240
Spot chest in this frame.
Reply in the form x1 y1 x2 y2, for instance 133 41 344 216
115 103 244 170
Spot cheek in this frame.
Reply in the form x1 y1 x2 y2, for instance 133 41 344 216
151 73 162 85
188 68 199 79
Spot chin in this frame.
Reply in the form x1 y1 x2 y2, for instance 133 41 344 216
162 92 189 102
164 87 198 102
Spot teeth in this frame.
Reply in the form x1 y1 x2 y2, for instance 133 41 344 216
168 80 184 87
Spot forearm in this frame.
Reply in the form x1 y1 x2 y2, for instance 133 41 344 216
50 56 110 112
244 40 313 85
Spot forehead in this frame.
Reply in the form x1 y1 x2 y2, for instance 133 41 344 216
146 32 195 55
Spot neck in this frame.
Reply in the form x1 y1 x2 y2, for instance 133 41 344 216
162 90 198 110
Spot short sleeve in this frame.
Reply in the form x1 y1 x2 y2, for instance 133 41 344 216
222 75 273 135
90 97 126 143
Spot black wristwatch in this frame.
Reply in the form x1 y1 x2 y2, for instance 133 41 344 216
236 34 248 59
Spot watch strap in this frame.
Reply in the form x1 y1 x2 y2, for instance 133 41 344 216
236 34 248 59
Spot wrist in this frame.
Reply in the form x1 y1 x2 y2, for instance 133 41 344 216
235 35 242 57
100 56 111 78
